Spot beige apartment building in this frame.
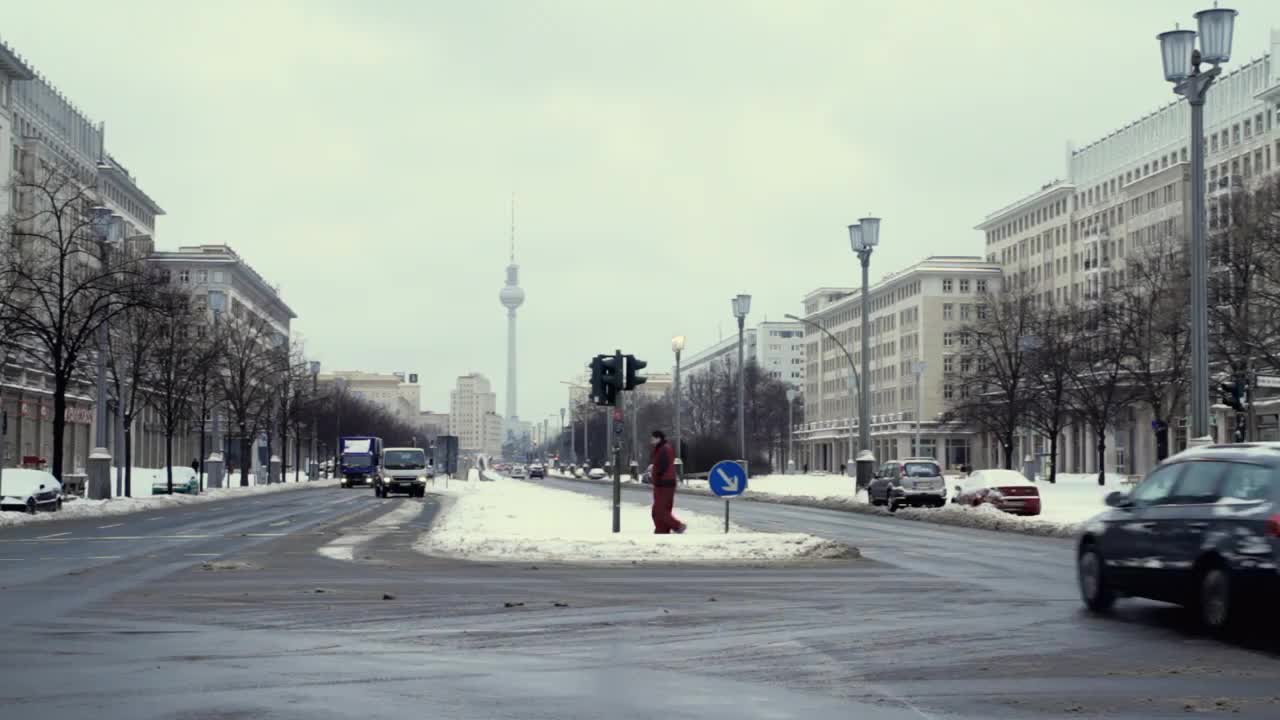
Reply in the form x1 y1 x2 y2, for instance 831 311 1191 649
975 30 1280 475
449 373 503 457
793 256 1001 472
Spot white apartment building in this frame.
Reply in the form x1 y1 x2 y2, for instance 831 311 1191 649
977 29 1280 474
449 373 503 457
793 256 1002 473
679 320 805 391
148 245 295 343
0 40 165 477
316 370 421 421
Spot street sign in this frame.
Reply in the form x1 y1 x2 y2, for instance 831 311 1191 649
1257 375 1280 389
709 460 748 498
612 408 623 422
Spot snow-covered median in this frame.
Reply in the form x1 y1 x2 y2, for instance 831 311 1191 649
0 478 338 529
415 477 855 565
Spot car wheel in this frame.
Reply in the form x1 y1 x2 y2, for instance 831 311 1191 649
1078 544 1115 613
54 498 62 512
26 499 36 515
1198 564 1237 635
886 498 898 513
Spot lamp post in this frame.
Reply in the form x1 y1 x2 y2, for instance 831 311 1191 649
672 335 685 480
912 361 926 456
786 387 798 474
309 361 320 480
1158 7 1237 444
850 217 881 486
731 295 751 464
785 313 860 471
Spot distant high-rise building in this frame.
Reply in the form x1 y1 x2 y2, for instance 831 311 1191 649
449 373 503 456
498 199 525 438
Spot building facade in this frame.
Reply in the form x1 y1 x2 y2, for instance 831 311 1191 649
418 411 449 438
976 29 1280 474
449 373 503 456
312 370 420 422
793 256 1002 472
678 320 805 391
0 40 165 478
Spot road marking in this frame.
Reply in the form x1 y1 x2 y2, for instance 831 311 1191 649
185 553 219 557
0 558 21 561
146 517 164 522
87 555 121 560
269 520 290 527
241 532 286 537
98 523 124 529
37 531 71 539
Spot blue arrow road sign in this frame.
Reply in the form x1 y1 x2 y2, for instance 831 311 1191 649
708 460 748 498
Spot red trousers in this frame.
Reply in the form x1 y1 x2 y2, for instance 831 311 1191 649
651 485 684 534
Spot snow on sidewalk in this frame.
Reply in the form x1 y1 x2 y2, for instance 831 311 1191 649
414 477 856 565
0 478 339 529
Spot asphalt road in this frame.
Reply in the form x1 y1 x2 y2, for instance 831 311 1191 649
1 478 1278 720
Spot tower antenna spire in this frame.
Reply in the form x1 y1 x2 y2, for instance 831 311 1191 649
509 192 516 263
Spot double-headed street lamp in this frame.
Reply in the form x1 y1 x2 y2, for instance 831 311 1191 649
1157 6 1237 444
672 335 686 479
731 295 751 463
849 217 880 486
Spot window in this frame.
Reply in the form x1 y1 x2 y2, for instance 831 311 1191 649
959 279 970 293
960 356 972 373
960 304 971 320
178 269 190 283
1244 118 1252 139
1169 461 1226 504
943 355 953 373
943 384 954 400
1220 463 1274 501
976 304 988 320
976 279 987 294
942 279 953 293
196 269 208 283
943 303 954 321
943 332 954 347
958 332 971 346
1130 464 1181 506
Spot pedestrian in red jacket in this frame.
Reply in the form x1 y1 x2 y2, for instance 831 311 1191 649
649 430 686 534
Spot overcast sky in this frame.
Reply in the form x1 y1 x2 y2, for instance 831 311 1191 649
7 1 1280 426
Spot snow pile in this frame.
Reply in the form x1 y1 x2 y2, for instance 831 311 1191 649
0 478 339 528
414 477 855 565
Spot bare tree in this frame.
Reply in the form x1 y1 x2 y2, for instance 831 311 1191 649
0 159 153 480
945 288 1037 469
105 291 164 495
149 286 216 494
1114 234 1191 461
1065 302 1136 486
1023 302 1075 483
218 311 279 486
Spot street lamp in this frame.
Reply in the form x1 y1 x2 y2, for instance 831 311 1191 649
1158 6 1237 444
786 387 798 474
850 217 880 486
731 295 751 463
672 335 686 479
309 361 320 480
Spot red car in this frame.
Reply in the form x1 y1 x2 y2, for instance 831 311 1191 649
951 469 1041 516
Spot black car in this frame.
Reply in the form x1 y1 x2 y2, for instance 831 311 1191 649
1076 443 1280 634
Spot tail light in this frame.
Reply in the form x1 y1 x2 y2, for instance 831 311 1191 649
1266 514 1280 537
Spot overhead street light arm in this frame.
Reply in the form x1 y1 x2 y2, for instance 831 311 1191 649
784 313 861 396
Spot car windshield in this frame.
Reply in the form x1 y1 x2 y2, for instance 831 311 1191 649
904 462 941 478
341 453 372 467
383 450 425 468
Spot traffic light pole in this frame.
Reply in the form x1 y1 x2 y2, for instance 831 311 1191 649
610 385 621 533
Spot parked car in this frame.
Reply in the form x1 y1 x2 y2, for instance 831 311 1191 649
510 465 527 479
951 469 1041 516
867 458 947 511
1077 443 1280 634
587 467 606 480
151 467 200 495
528 463 545 479
0 469 63 513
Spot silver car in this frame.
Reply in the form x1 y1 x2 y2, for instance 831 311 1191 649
867 458 947 511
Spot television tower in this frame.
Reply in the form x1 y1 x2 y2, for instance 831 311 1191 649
498 196 525 432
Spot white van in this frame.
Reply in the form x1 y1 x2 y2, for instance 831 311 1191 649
376 447 428 498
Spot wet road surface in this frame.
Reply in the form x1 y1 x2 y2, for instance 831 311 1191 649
2 479 1279 719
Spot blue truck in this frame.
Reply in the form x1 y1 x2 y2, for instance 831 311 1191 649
339 436 383 488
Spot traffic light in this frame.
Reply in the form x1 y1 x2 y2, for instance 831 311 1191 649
589 353 624 406
1220 380 1245 412
624 354 648 390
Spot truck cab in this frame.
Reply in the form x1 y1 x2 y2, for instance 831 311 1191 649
340 436 383 488
376 448 429 498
